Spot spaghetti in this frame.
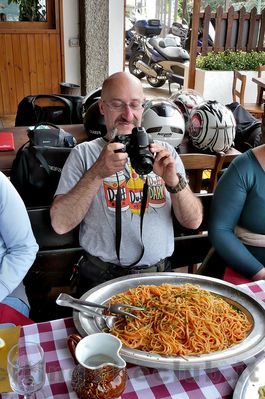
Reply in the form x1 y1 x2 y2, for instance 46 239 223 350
107 284 253 356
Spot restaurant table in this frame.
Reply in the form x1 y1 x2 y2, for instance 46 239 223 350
1 280 265 399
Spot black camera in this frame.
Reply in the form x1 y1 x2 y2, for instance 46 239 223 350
114 127 154 175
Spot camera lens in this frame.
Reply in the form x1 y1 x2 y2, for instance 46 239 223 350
133 157 153 175
130 127 154 175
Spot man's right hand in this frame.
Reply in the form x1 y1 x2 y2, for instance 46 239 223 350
91 142 128 179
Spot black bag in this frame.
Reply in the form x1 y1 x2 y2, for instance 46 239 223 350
15 94 85 126
10 124 76 206
226 102 262 152
27 122 76 147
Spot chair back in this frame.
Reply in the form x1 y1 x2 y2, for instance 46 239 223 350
180 152 223 193
170 193 213 272
257 65 265 104
232 71 246 105
27 206 80 250
24 206 83 321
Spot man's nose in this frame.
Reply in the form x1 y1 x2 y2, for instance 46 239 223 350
122 104 134 119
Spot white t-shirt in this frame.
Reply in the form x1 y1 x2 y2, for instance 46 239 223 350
55 138 186 266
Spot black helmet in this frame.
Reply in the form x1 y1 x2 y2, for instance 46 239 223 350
83 101 107 140
83 87 102 112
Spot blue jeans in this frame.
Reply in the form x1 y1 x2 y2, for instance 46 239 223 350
2 296 30 317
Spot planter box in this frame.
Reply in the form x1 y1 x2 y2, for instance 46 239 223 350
183 66 260 105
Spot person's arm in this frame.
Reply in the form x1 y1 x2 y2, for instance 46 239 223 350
209 160 264 279
0 174 38 302
150 142 203 230
168 183 203 230
50 141 127 234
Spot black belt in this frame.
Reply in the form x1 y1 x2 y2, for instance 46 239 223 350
74 253 171 296
79 252 171 278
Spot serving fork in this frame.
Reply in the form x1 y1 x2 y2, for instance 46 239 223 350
56 293 143 319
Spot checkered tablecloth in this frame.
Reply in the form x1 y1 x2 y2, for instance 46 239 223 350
1 280 265 399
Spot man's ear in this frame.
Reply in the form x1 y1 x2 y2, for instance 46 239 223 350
98 99 104 115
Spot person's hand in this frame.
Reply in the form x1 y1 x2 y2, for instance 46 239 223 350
150 143 179 186
91 142 128 179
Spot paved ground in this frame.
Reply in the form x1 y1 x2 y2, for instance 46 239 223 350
125 64 181 101
141 76 172 100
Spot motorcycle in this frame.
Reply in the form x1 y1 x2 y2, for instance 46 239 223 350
128 20 190 88
126 30 144 60
125 10 147 60
171 20 189 48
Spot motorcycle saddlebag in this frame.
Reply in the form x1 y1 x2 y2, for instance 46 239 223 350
135 19 162 37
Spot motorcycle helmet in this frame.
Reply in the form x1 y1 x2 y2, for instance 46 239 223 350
189 100 236 153
83 101 107 140
141 98 185 148
83 87 102 112
171 89 205 132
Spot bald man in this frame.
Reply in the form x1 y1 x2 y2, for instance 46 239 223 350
50 72 202 293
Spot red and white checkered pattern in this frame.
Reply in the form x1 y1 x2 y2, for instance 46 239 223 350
1 281 265 399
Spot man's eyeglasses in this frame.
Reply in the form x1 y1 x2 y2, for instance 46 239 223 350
102 100 145 112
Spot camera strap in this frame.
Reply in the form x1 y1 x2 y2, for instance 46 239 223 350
115 173 148 267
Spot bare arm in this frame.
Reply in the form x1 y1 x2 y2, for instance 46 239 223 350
150 143 203 230
169 184 203 229
252 268 265 281
50 142 127 234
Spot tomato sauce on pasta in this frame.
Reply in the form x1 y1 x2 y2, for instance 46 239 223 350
107 284 253 356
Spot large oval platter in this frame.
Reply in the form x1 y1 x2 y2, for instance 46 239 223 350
73 273 265 370
233 356 265 398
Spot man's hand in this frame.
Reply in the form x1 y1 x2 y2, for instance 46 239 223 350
150 143 178 186
91 142 128 179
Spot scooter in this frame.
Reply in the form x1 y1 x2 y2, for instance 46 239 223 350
128 33 190 88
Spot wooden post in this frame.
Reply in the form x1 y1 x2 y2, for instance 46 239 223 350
188 0 201 89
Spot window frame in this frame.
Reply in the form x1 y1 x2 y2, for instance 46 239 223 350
0 0 55 30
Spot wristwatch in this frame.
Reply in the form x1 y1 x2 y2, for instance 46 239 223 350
165 173 187 194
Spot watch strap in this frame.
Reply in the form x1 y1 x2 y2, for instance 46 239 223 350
165 173 187 194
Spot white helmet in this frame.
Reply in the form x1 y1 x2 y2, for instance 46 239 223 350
189 100 236 153
141 98 185 148
171 89 205 132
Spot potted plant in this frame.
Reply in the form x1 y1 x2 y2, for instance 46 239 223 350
183 50 265 105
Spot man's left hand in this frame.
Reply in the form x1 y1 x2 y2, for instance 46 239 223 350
150 143 179 186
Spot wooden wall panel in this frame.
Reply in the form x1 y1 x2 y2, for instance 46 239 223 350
0 32 63 116
49 35 61 93
0 35 9 114
35 34 46 93
12 35 24 106
5 34 18 112
43 34 52 91
20 35 31 96
0 36 3 114
27 35 38 94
